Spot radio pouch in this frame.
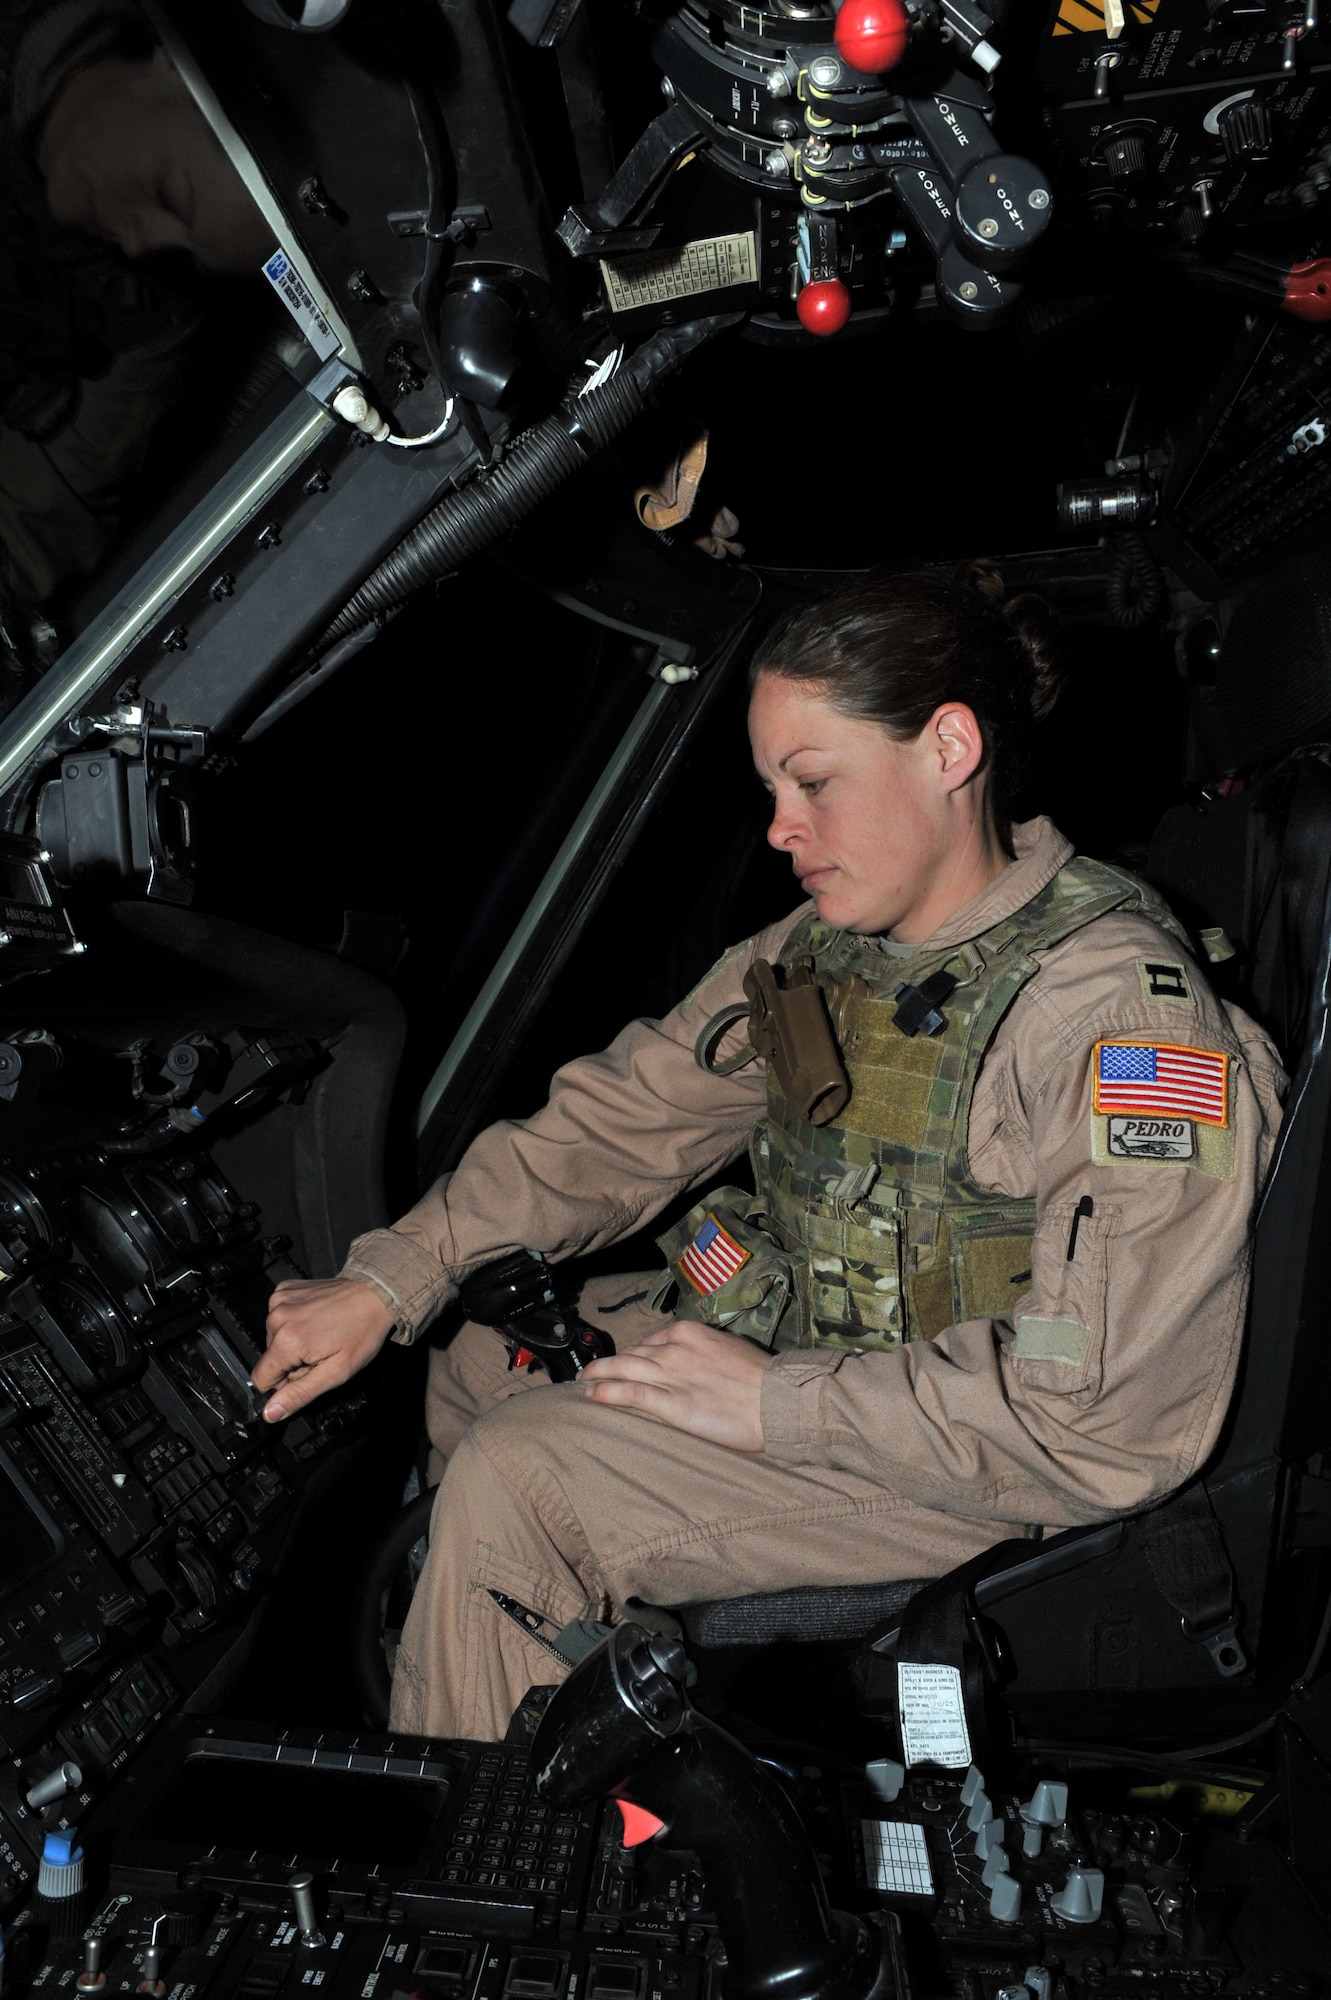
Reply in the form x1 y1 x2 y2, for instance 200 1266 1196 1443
743 956 852 1127
652 1187 795 1350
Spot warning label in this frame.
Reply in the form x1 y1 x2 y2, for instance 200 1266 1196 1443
897 1661 973 1769
600 233 759 314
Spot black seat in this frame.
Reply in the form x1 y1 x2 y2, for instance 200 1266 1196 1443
669 559 1331 1743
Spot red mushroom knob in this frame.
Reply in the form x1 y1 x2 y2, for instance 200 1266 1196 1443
796 277 852 335
833 0 911 75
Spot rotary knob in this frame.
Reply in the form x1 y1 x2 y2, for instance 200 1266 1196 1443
1218 96 1276 163
953 154 1052 271
1103 134 1150 185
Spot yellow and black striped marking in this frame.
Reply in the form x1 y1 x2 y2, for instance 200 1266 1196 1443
1052 0 1158 34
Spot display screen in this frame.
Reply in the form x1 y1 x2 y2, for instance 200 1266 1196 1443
0 858 48 907
0 1449 64 1605
146 1756 449 1864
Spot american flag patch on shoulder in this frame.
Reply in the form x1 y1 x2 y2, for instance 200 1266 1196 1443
680 1215 750 1294
1093 1041 1229 1127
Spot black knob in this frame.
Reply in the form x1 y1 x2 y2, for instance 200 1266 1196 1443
1218 96 1276 163
952 153 1053 271
935 247 1024 331
1103 134 1149 185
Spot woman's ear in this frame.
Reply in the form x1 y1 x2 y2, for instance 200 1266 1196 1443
929 702 987 792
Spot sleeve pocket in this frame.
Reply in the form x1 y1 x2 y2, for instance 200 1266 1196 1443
1007 1202 1113 1401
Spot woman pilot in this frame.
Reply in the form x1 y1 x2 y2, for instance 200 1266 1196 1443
252 568 1286 1742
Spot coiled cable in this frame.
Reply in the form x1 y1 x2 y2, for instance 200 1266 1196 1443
1106 528 1167 629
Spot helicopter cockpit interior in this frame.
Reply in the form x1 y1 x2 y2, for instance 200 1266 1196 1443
2 0 1331 1993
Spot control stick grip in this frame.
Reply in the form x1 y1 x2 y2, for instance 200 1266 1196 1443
531 1625 893 2000
458 1248 614 1381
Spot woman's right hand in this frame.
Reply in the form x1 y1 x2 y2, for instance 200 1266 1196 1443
253 1276 397 1423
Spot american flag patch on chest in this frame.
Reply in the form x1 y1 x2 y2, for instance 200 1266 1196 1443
680 1215 751 1294
1092 1041 1229 1127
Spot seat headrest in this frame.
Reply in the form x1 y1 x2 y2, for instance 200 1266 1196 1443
1216 556 1331 771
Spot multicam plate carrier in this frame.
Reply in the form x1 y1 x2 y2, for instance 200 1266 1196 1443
660 857 1191 1353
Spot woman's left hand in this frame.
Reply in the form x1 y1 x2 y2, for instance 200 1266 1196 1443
580 1319 769 1453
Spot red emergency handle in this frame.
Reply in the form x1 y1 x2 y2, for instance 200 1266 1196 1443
1284 258 1331 322
833 0 911 75
796 277 853 335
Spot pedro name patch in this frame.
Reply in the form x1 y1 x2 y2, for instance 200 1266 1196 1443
680 1215 750 1294
1107 1116 1194 1160
1092 1041 1230 1128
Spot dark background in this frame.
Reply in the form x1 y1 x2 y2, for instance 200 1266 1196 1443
195 305 1191 1192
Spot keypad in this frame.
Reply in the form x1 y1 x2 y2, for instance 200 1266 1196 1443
442 1751 585 1896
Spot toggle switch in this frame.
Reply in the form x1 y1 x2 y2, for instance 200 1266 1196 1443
76 1937 106 1992
290 1871 326 1948
25 1761 81 1811
136 1915 167 1994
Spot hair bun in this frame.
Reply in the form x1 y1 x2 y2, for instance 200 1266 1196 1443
961 559 1006 608
1000 589 1063 721
958 561 1063 724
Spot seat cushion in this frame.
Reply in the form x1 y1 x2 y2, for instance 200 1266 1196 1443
676 1578 929 1649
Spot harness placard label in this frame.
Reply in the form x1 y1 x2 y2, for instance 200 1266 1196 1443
601 233 758 314
897 1661 972 1769
262 247 339 360
1108 1115 1195 1160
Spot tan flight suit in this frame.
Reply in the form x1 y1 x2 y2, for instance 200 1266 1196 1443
339 820 1286 1741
